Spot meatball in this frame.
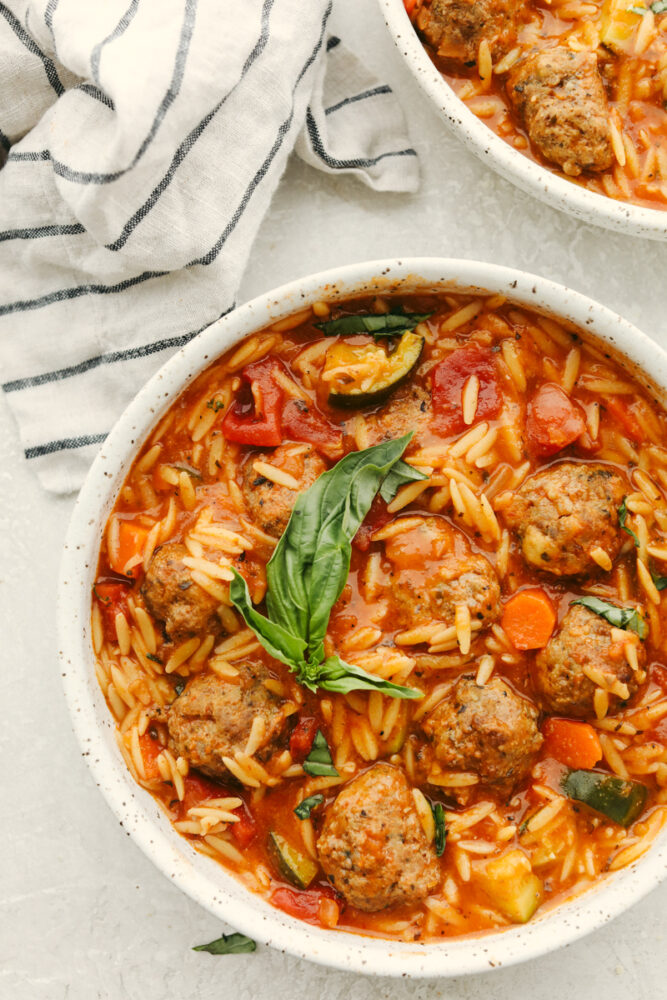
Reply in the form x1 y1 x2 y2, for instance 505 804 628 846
377 515 500 630
416 0 524 64
507 47 614 176
365 383 431 447
535 604 643 717
422 675 542 794
241 443 327 538
142 542 223 642
503 462 626 577
317 763 440 911
166 659 291 780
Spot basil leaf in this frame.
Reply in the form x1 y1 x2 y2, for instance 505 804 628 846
193 932 256 955
379 459 427 503
294 793 325 819
652 571 667 591
303 730 339 777
316 654 422 699
571 596 648 640
315 311 432 338
618 497 640 547
265 434 416 664
432 802 446 857
228 572 307 669
653 0 667 12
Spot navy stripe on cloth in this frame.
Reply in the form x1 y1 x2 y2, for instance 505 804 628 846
305 107 417 169
25 433 107 459
4 308 234 393
0 269 167 317
105 0 276 251
78 83 115 110
0 222 85 243
6 0 198 184
325 85 392 116
91 0 140 85
0 2 64 96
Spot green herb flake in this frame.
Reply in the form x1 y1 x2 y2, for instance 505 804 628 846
294 793 325 819
193 932 256 955
652 571 667 591
92 584 111 605
432 802 446 857
571 596 648 640
303 731 339 778
315 311 433 339
146 652 162 665
618 497 640 547
206 399 226 412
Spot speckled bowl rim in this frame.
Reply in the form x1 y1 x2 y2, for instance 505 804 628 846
380 0 667 241
58 258 667 978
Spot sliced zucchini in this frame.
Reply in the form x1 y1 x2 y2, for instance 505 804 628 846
476 850 543 924
323 330 424 408
267 831 319 889
600 0 644 53
562 769 648 827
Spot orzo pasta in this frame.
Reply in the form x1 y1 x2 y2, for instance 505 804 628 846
406 0 667 209
92 291 667 942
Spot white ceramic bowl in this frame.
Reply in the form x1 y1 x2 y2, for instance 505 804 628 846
380 0 667 241
58 258 667 977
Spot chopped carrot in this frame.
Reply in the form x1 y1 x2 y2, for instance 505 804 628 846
110 519 150 578
542 718 602 770
501 588 556 650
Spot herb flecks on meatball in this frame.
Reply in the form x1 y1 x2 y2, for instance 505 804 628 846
503 462 626 577
317 763 440 911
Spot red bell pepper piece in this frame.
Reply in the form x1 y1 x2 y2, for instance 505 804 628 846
222 356 285 447
271 885 340 926
431 344 502 436
525 383 585 457
289 717 319 762
281 398 343 457
93 580 132 642
230 803 257 849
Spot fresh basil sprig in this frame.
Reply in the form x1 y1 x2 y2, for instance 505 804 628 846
618 497 640 547
229 435 423 699
432 802 446 857
571 596 647 640
652 571 667 591
294 793 325 819
193 932 256 955
303 731 338 778
315 311 432 338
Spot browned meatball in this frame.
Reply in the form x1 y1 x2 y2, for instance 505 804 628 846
503 462 626 577
317 763 440 911
142 542 223 642
166 659 292 780
377 515 500 630
535 604 643 718
421 675 542 795
241 443 327 538
365 383 431 447
416 0 524 64
507 47 614 176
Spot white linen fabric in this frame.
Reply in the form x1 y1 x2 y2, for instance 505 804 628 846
0 0 418 493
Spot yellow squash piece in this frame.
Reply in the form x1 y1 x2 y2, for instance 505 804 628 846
476 849 543 924
600 0 645 54
323 330 424 407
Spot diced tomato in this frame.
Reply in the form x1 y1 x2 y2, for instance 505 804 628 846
230 803 257 849
271 884 340 926
289 717 319 761
651 663 667 692
138 732 163 780
431 344 502 437
93 580 132 642
352 494 392 552
176 772 226 820
281 398 343 457
542 718 602 770
525 383 585 457
109 519 150 578
603 396 645 443
403 0 417 12
222 356 285 447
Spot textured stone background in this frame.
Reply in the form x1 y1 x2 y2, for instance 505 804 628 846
3 0 667 996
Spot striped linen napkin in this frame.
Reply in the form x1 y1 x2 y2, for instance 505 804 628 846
0 0 418 493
